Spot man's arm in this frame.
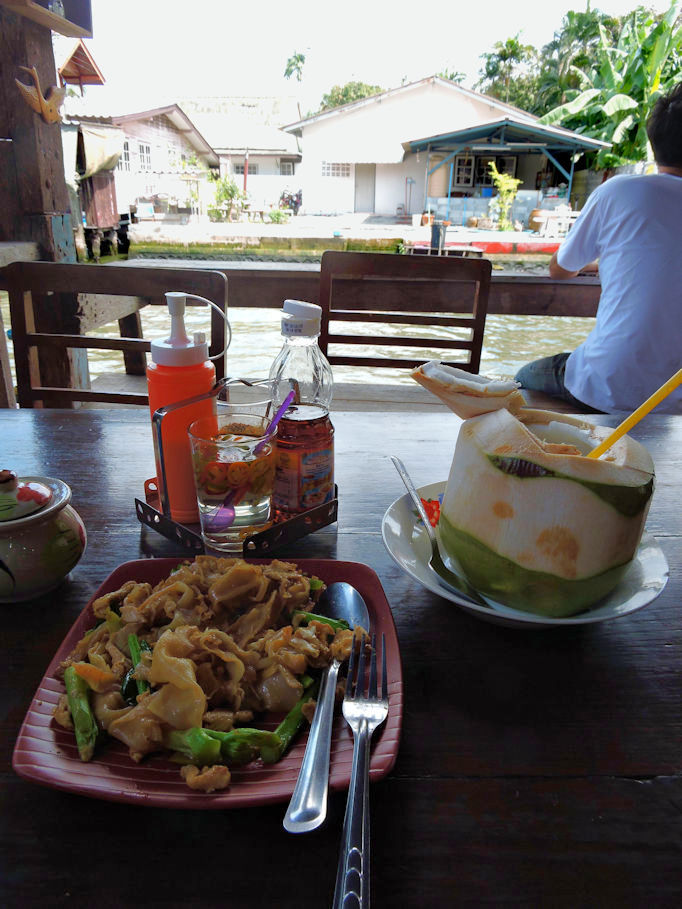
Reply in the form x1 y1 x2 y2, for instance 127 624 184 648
549 252 599 279
549 252 579 279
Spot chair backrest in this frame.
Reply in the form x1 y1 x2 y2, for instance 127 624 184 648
318 251 491 373
2 261 227 407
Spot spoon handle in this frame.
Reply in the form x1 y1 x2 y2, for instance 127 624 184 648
283 658 340 833
390 456 437 546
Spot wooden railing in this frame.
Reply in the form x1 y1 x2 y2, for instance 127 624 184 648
191 265 601 318
1 260 600 408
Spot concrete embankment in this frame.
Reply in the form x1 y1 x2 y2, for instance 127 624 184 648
127 213 560 262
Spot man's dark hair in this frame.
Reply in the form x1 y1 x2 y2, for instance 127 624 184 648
646 81 682 167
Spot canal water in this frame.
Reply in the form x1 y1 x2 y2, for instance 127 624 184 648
1 275 594 388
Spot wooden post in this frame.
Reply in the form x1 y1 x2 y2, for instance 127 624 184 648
0 7 85 406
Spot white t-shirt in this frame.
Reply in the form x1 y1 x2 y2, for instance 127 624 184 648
558 173 682 413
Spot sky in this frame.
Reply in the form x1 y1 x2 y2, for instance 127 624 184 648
55 0 675 115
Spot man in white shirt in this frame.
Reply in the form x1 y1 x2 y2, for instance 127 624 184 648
515 82 682 414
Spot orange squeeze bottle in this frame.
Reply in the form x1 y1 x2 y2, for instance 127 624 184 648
147 292 216 523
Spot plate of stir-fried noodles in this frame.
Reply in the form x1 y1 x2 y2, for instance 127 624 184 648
12 556 402 808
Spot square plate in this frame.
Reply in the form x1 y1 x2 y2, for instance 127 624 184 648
12 558 403 809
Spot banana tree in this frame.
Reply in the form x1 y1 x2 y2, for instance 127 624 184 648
538 2 682 167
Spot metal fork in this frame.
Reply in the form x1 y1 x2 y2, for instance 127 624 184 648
332 634 389 909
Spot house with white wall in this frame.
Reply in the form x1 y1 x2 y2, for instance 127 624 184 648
283 76 605 222
178 97 301 211
61 100 219 224
111 105 218 216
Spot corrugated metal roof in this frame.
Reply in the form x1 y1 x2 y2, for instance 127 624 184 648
178 97 302 156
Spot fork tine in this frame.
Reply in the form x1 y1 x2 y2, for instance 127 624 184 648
354 637 367 700
368 633 378 699
345 639 357 697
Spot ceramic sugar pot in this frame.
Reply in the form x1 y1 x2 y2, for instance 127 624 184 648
0 469 86 603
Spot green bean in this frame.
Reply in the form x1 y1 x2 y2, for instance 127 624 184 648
64 665 99 762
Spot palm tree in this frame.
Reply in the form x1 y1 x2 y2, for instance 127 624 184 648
284 52 306 83
536 9 618 110
477 35 535 103
539 2 682 167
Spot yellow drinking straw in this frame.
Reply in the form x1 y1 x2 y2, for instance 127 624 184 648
587 368 682 459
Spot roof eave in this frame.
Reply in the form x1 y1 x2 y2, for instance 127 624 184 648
111 104 219 167
406 117 610 153
282 75 542 133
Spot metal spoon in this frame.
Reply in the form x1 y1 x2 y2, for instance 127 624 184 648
391 455 488 608
283 582 370 834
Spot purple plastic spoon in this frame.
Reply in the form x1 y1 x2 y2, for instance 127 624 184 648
207 390 296 532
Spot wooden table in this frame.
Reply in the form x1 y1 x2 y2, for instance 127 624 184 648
1 408 681 908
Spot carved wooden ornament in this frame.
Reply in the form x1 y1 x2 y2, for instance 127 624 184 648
15 65 66 124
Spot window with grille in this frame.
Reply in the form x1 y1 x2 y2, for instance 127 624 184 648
234 163 259 175
322 162 351 177
280 161 294 176
117 140 130 172
138 143 152 171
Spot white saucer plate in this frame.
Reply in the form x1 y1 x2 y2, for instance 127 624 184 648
381 481 669 629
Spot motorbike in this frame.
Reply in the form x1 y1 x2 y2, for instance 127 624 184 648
279 189 302 215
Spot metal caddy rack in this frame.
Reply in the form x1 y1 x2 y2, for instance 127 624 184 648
135 377 338 556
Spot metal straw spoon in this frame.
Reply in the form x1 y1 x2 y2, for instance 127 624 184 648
391 455 488 607
283 582 370 833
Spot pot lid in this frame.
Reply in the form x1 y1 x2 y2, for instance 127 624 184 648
0 470 67 523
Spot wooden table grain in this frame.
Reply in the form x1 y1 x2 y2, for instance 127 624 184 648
1 408 681 908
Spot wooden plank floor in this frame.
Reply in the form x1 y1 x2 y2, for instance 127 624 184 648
89 373 583 414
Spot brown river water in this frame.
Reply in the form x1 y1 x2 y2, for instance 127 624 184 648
1 260 594 389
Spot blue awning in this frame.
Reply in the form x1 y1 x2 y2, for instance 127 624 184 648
405 117 609 154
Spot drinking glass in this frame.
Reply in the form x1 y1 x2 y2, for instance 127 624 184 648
188 406 277 552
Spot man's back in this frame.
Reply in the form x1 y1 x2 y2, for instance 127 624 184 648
560 173 682 413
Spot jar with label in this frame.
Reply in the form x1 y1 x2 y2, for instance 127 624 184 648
273 403 335 517
268 300 335 517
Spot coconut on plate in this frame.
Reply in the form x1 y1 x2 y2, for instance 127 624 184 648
411 363 655 618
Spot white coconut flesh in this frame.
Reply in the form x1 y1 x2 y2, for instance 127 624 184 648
438 408 655 617
411 361 526 419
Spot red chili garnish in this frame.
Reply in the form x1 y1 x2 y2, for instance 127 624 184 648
420 497 440 527
16 484 49 505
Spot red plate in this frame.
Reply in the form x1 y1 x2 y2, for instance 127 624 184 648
12 558 402 809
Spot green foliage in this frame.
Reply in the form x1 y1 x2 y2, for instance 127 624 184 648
437 69 466 84
284 52 306 82
538 2 682 167
488 162 522 232
319 81 384 111
476 35 536 105
472 3 681 138
209 174 247 219
534 9 620 112
268 208 289 223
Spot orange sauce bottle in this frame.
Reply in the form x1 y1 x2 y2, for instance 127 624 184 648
147 292 216 522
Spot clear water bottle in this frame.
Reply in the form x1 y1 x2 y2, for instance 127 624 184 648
269 299 333 408
268 300 335 517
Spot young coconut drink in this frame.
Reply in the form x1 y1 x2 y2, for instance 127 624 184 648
411 362 655 618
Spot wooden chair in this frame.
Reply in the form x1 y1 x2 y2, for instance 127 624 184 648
2 261 227 407
318 251 491 373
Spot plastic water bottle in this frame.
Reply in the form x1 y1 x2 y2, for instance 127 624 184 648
147 292 216 522
268 300 335 517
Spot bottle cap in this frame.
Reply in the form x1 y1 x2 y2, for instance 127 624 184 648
280 299 322 337
151 292 209 366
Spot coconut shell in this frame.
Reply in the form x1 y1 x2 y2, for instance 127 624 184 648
438 408 655 617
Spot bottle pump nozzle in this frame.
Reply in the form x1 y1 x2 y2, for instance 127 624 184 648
151 292 209 366
166 291 191 347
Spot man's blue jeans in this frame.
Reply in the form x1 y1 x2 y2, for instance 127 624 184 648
515 352 603 413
